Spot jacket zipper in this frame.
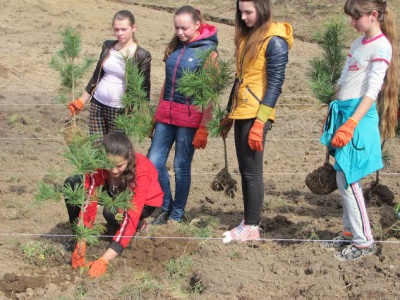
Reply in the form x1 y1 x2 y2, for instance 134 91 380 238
169 46 186 122
186 98 191 116
245 86 262 103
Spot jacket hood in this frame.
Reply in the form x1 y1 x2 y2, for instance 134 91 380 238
266 22 293 49
191 23 218 44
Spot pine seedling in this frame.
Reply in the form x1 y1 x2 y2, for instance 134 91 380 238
63 134 113 174
34 182 62 205
309 19 347 104
34 135 107 242
176 50 236 197
115 56 154 143
49 27 95 102
176 48 233 109
305 19 347 195
73 222 106 246
97 188 134 217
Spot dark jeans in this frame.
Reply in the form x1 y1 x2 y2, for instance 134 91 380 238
147 122 196 222
63 175 156 227
234 119 271 225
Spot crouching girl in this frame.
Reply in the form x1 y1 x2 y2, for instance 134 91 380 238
64 130 163 277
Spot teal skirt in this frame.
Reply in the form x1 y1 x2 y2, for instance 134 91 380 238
320 98 383 186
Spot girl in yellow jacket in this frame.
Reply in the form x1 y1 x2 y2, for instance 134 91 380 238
221 0 293 243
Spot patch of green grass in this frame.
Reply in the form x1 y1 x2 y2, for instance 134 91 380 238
164 255 193 280
175 216 220 238
8 114 30 127
6 176 21 183
308 231 319 241
190 274 206 294
118 272 162 299
74 285 87 299
22 240 57 261
227 251 242 260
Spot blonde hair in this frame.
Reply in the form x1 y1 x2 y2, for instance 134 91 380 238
345 0 398 139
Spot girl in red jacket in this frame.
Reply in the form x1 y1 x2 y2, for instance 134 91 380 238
64 131 163 277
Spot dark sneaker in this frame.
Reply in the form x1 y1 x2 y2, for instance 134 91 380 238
64 237 76 252
151 211 170 225
321 234 351 250
334 244 376 261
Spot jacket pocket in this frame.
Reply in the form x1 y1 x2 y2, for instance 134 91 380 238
348 128 368 168
241 86 261 109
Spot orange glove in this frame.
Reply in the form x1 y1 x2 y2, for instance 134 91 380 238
192 125 208 149
85 257 108 278
248 119 265 151
68 98 85 116
71 241 86 269
220 116 234 139
331 118 358 148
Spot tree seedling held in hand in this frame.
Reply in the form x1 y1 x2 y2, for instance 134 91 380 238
49 27 95 141
208 105 237 198
115 55 155 143
305 19 347 195
35 134 135 250
176 48 236 197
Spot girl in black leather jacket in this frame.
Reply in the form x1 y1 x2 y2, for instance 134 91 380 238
68 10 151 137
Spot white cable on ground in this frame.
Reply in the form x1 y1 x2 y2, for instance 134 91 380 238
0 232 399 244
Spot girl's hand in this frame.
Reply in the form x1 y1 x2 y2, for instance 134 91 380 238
220 116 233 139
192 125 208 149
85 257 108 278
68 98 85 116
248 119 265 151
331 118 358 148
71 241 86 269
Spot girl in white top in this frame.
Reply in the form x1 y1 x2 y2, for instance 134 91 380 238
68 10 151 137
320 0 398 261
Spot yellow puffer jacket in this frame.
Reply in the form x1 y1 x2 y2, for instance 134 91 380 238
230 22 293 121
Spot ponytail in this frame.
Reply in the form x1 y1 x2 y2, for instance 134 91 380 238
378 8 398 140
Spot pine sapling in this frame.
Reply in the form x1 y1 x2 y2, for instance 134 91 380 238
208 105 237 198
305 19 347 195
176 49 236 197
49 27 95 142
49 27 95 103
177 49 233 109
115 55 154 143
35 134 133 246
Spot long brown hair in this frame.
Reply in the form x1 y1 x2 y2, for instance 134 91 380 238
234 0 272 62
163 5 203 61
345 0 399 139
112 10 139 44
102 131 137 190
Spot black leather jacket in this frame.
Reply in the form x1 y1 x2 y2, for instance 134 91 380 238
85 40 152 100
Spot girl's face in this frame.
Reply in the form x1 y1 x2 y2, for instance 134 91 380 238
113 18 136 45
108 154 128 178
349 11 379 37
239 1 259 28
174 13 200 43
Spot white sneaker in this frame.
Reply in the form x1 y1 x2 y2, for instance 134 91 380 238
223 221 260 243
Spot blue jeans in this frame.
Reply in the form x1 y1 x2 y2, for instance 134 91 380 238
148 122 196 221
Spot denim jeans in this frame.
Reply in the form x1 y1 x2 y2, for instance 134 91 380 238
148 122 196 221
